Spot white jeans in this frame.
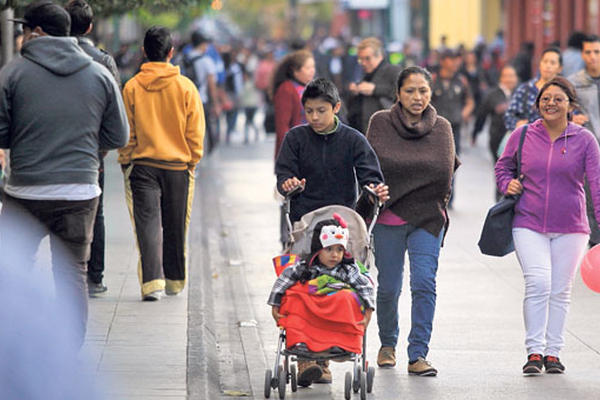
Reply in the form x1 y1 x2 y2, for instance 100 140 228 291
512 228 588 356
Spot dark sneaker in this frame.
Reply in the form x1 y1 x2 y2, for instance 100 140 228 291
523 354 543 375
297 360 322 387
377 346 396 368
88 281 108 297
544 356 565 374
315 360 332 384
408 357 437 376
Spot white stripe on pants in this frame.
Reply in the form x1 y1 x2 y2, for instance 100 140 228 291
512 228 588 356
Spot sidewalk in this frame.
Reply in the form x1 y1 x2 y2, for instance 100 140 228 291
80 129 600 399
82 152 187 400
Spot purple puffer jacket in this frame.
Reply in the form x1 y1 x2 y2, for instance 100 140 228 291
495 119 600 234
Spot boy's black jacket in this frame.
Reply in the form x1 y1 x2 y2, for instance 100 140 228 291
275 122 384 222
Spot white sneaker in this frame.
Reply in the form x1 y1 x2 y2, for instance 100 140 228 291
143 290 163 301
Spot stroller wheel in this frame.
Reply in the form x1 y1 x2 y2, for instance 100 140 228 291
367 366 375 393
278 368 286 399
264 369 272 398
290 364 297 392
344 371 352 400
353 365 362 393
360 371 367 400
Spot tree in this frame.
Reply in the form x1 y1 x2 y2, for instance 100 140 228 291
2 0 211 16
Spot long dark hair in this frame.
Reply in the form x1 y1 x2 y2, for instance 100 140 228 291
269 49 313 100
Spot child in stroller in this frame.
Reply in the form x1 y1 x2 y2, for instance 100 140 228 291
267 212 375 389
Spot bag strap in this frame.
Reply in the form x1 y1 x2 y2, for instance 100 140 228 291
516 124 528 178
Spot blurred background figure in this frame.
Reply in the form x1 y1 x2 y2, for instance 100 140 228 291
0 217 104 399
504 47 563 133
562 31 586 78
472 64 519 200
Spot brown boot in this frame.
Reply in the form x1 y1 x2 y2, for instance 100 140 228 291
315 360 332 383
297 360 322 387
377 346 396 368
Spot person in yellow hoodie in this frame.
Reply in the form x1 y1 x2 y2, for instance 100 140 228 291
118 26 205 301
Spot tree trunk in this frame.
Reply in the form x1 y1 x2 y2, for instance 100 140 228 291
1 8 15 67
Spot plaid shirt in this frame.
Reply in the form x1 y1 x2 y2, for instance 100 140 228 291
504 79 540 132
267 260 375 310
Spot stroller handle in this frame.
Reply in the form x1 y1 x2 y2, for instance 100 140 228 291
285 183 305 200
363 185 383 237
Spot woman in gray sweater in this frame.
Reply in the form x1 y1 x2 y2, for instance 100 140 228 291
366 66 459 376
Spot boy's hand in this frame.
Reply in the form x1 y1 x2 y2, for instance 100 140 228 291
272 306 283 324
358 308 373 327
282 177 306 193
370 183 390 203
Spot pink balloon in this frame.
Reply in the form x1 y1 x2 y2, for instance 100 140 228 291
581 245 600 293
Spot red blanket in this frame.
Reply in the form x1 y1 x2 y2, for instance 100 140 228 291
278 282 365 354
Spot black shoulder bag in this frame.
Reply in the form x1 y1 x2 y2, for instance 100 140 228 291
478 124 528 257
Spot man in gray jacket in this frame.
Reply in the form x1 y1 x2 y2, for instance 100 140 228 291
0 0 128 347
569 34 600 245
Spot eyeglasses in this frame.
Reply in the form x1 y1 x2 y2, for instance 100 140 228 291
539 95 569 105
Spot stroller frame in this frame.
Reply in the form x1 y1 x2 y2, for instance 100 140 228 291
265 185 381 400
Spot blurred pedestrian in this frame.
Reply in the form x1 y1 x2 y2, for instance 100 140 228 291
431 49 474 155
504 47 563 132
0 0 129 347
472 64 518 200
347 37 401 134
430 49 473 208
222 49 244 144
66 0 121 297
239 68 261 144
186 31 220 153
254 48 277 134
270 49 316 159
562 32 586 78
118 26 204 301
568 34 600 246
512 42 534 83
366 66 459 376
270 49 316 247
496 76 600 375
461 50 487 117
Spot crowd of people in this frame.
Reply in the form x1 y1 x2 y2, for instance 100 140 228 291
1 0 600 393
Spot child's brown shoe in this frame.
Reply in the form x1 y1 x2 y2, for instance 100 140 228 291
297 360 322 387
315 360 332 383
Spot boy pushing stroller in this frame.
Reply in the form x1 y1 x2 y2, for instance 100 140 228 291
274 77 388 386
268 213 375 387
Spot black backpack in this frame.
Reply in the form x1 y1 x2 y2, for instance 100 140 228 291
174 52 204 87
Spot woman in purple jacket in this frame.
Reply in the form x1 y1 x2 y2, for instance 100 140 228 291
496 76 600 375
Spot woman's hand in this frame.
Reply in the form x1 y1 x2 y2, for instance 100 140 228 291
370 183 390 203
272 306 283 324
282 177 306 193
358 308 373 327
506 177 523 195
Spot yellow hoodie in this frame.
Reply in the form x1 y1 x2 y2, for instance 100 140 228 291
118 62 204 170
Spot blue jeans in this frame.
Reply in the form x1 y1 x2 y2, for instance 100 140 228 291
373 223 443 362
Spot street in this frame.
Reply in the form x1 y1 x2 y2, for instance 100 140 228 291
84 128 600 399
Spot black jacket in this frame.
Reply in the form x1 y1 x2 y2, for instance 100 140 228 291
347 61 401 134
276 122 384 222
77 37 121 88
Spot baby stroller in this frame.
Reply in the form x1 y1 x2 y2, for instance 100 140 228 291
264 186 381 400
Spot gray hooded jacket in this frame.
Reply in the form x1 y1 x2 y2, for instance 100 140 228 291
569 69 600 140
0 36 128 187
